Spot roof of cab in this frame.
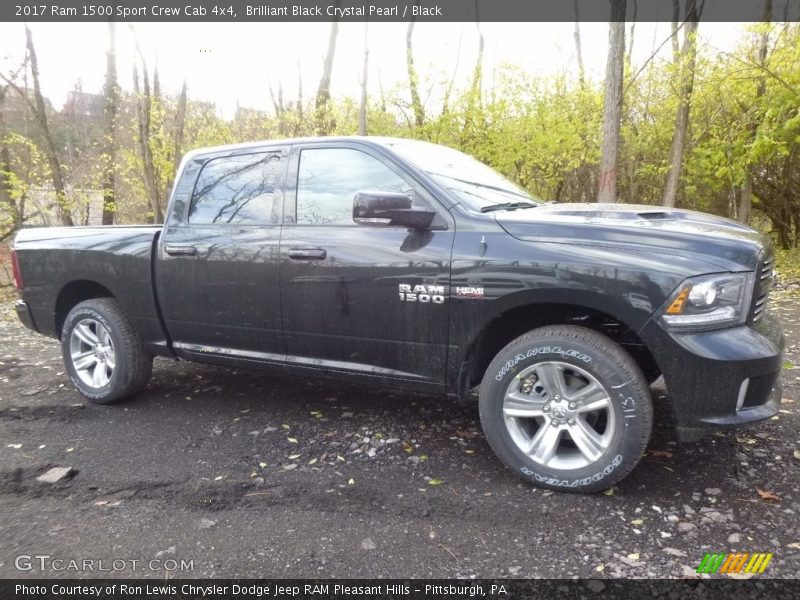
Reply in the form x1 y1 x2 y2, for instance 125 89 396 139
181 135 420 162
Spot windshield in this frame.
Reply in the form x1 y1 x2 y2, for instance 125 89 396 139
381 139 539 210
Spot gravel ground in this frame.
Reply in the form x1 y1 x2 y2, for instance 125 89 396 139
0 291 799 579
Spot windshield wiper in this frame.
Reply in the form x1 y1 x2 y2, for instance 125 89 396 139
480 202 539 213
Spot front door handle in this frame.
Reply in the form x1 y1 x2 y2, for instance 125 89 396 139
164 244 198 257
288 247 327 260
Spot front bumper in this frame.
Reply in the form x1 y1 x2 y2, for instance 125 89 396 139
640 309 784 442
14 299 38 333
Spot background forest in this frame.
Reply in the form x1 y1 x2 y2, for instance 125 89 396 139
1 1 799 282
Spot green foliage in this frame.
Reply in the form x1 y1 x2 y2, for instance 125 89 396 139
2 23 800 248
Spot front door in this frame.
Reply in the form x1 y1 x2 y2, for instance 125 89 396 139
279 143 453 389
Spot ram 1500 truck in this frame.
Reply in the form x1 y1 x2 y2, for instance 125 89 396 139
11 137 784 492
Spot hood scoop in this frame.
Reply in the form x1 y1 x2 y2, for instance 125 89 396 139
540 207 678 222
637 211 673 220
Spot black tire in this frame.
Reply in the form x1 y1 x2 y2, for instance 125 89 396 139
61 298 152 404
479 325 652 493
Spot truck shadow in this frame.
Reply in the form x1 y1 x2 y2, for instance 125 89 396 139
135 357 748 499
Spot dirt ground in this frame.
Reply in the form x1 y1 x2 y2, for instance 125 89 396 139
0 289 798 579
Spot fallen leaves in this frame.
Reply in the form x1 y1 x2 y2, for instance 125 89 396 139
756 488 780 502
793 449 800 462
287 437 298 444
649 450 673 458
428 478 445 486
455 429 479 439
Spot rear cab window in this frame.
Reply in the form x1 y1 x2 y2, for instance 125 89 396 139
189 151 284 225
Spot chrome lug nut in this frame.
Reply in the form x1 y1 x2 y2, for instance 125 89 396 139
543 404 550 412
567 418 575 425
569 402 576 410
551 419 558 427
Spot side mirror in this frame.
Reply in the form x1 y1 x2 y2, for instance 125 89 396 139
353 191 436 230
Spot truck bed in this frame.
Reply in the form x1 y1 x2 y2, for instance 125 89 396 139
13 225 168 354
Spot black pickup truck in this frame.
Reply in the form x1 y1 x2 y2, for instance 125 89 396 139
11 137 784 492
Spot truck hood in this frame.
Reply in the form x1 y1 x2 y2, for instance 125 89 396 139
495 203 770 271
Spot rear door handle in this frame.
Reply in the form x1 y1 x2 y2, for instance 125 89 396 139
164 244 198 257
288 247 327 260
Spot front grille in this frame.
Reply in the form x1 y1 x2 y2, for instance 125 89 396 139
752 253 774 322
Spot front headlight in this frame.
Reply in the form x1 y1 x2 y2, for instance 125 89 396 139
661 272 753 330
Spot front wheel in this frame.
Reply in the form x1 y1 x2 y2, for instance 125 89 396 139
61 298 152 404
479 325 653 493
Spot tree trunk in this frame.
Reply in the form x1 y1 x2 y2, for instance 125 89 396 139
627 0 637 64
739 173 753 225
358 23 369 136
597 0 627 203
171 80 187 185
25 26 73 225
315 0 341 136
739 0 772 224
296 63 304 135
268 78 287 136
461 18 485 150
406 13 425 128
0 85 20 234
671 0 680 61
163 80 187 206
133 61 163 224
661 2 701 208
573 0 585 88
101 23 117 225
441 26 465 117
378 70 387 113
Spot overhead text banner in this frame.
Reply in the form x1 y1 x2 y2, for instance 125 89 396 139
3 0 799 23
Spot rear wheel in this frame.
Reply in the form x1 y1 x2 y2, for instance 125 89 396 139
61 298 152 404
479 325 652 493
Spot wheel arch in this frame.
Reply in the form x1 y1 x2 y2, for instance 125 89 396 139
54 280 116 339
456 302 659 400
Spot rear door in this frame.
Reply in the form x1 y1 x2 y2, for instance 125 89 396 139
157 147 287 362
279 142 454 389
